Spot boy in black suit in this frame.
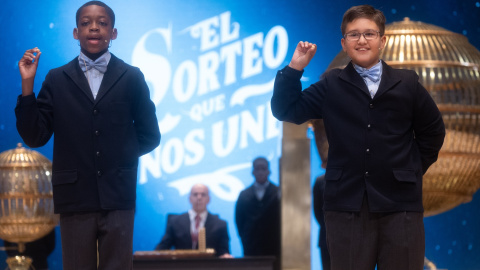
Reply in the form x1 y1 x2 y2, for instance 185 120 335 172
271 5 445 270
16 1 160 269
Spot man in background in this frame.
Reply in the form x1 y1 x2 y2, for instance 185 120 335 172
235 157 281 260
156 183 231 257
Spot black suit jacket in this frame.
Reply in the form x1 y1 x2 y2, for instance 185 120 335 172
272 61 445 212
156 212 230 256
313 175 326 247
235 182 280 256
15 54 160 214
313 175 331 269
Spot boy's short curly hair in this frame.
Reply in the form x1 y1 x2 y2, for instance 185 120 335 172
76 1 115 27
341 5 386 36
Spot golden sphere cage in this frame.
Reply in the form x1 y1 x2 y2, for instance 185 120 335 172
0 143 58 252
316 18 480 217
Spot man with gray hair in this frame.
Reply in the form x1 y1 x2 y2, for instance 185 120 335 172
156 183 231 257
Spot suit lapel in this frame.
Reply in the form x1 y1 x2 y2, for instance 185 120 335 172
204 213 212 235
204 213 210 225
95 54 127 103
338 62 370 97
338 60 402 100
181 213 191 233
263 182 276 202
247 185 260 202
63 58 95 103
374 60 401 99
180 213 193 246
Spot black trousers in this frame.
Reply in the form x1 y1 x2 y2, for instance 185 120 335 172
60 210 135 270
319 244 331 270
324 196 424 270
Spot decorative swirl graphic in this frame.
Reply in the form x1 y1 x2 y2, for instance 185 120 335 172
167 163 250 201
132 25 172 106
159 113 182 134
132 24 182 130
229 79 274 107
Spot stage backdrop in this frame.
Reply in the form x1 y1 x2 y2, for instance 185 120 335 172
0 1 479 269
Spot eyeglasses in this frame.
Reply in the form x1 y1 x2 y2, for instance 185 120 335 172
344 30 380 41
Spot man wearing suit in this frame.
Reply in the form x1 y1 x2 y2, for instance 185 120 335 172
15 2 160 269
313 164 330 270
235 157 281 259
156 184 231 257
312 119 330 270
271 5 445 270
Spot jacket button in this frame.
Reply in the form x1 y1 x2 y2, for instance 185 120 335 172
95 130 100 136
367 124 371 129
365 171 369 177
93 109 98 115
96 151 101 157
369 104 374 109
366 149 370 153
97 171 102 177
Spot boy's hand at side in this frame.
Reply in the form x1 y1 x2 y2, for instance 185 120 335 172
19 47 41 96
288 41 316 71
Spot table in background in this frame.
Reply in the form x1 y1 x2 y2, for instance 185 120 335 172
133 256 276 270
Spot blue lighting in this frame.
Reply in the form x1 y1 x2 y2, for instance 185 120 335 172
1 1 479 269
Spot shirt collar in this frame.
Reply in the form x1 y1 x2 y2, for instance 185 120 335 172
254 181 270 189
188 209 207 220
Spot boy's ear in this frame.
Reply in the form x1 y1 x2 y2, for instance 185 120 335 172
341 38 346 52
380 35 387 50
73 28 79 40
111 28 118 40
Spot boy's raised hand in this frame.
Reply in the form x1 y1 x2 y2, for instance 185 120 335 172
19 47 41 79
288 41 317 71
19 48 41 96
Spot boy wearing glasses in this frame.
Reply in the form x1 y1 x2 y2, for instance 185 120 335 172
271 5 445 270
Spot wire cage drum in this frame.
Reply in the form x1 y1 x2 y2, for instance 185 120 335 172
0 143 58 252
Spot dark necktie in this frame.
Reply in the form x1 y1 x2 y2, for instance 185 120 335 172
195 215 201 231
191 215 201 247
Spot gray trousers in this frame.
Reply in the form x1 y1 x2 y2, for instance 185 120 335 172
325 196 424 270
60 210 135 270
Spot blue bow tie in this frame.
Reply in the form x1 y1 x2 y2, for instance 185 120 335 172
357 64 381 82
80 56 108 73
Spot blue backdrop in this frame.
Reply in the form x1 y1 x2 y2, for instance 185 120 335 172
0 1 479 269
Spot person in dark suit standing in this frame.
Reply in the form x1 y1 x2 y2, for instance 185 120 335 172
312 119 330 270
235 157 281 259
15 2 160 269
156 183 232 257
313 163 330 270
271 5 445 270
